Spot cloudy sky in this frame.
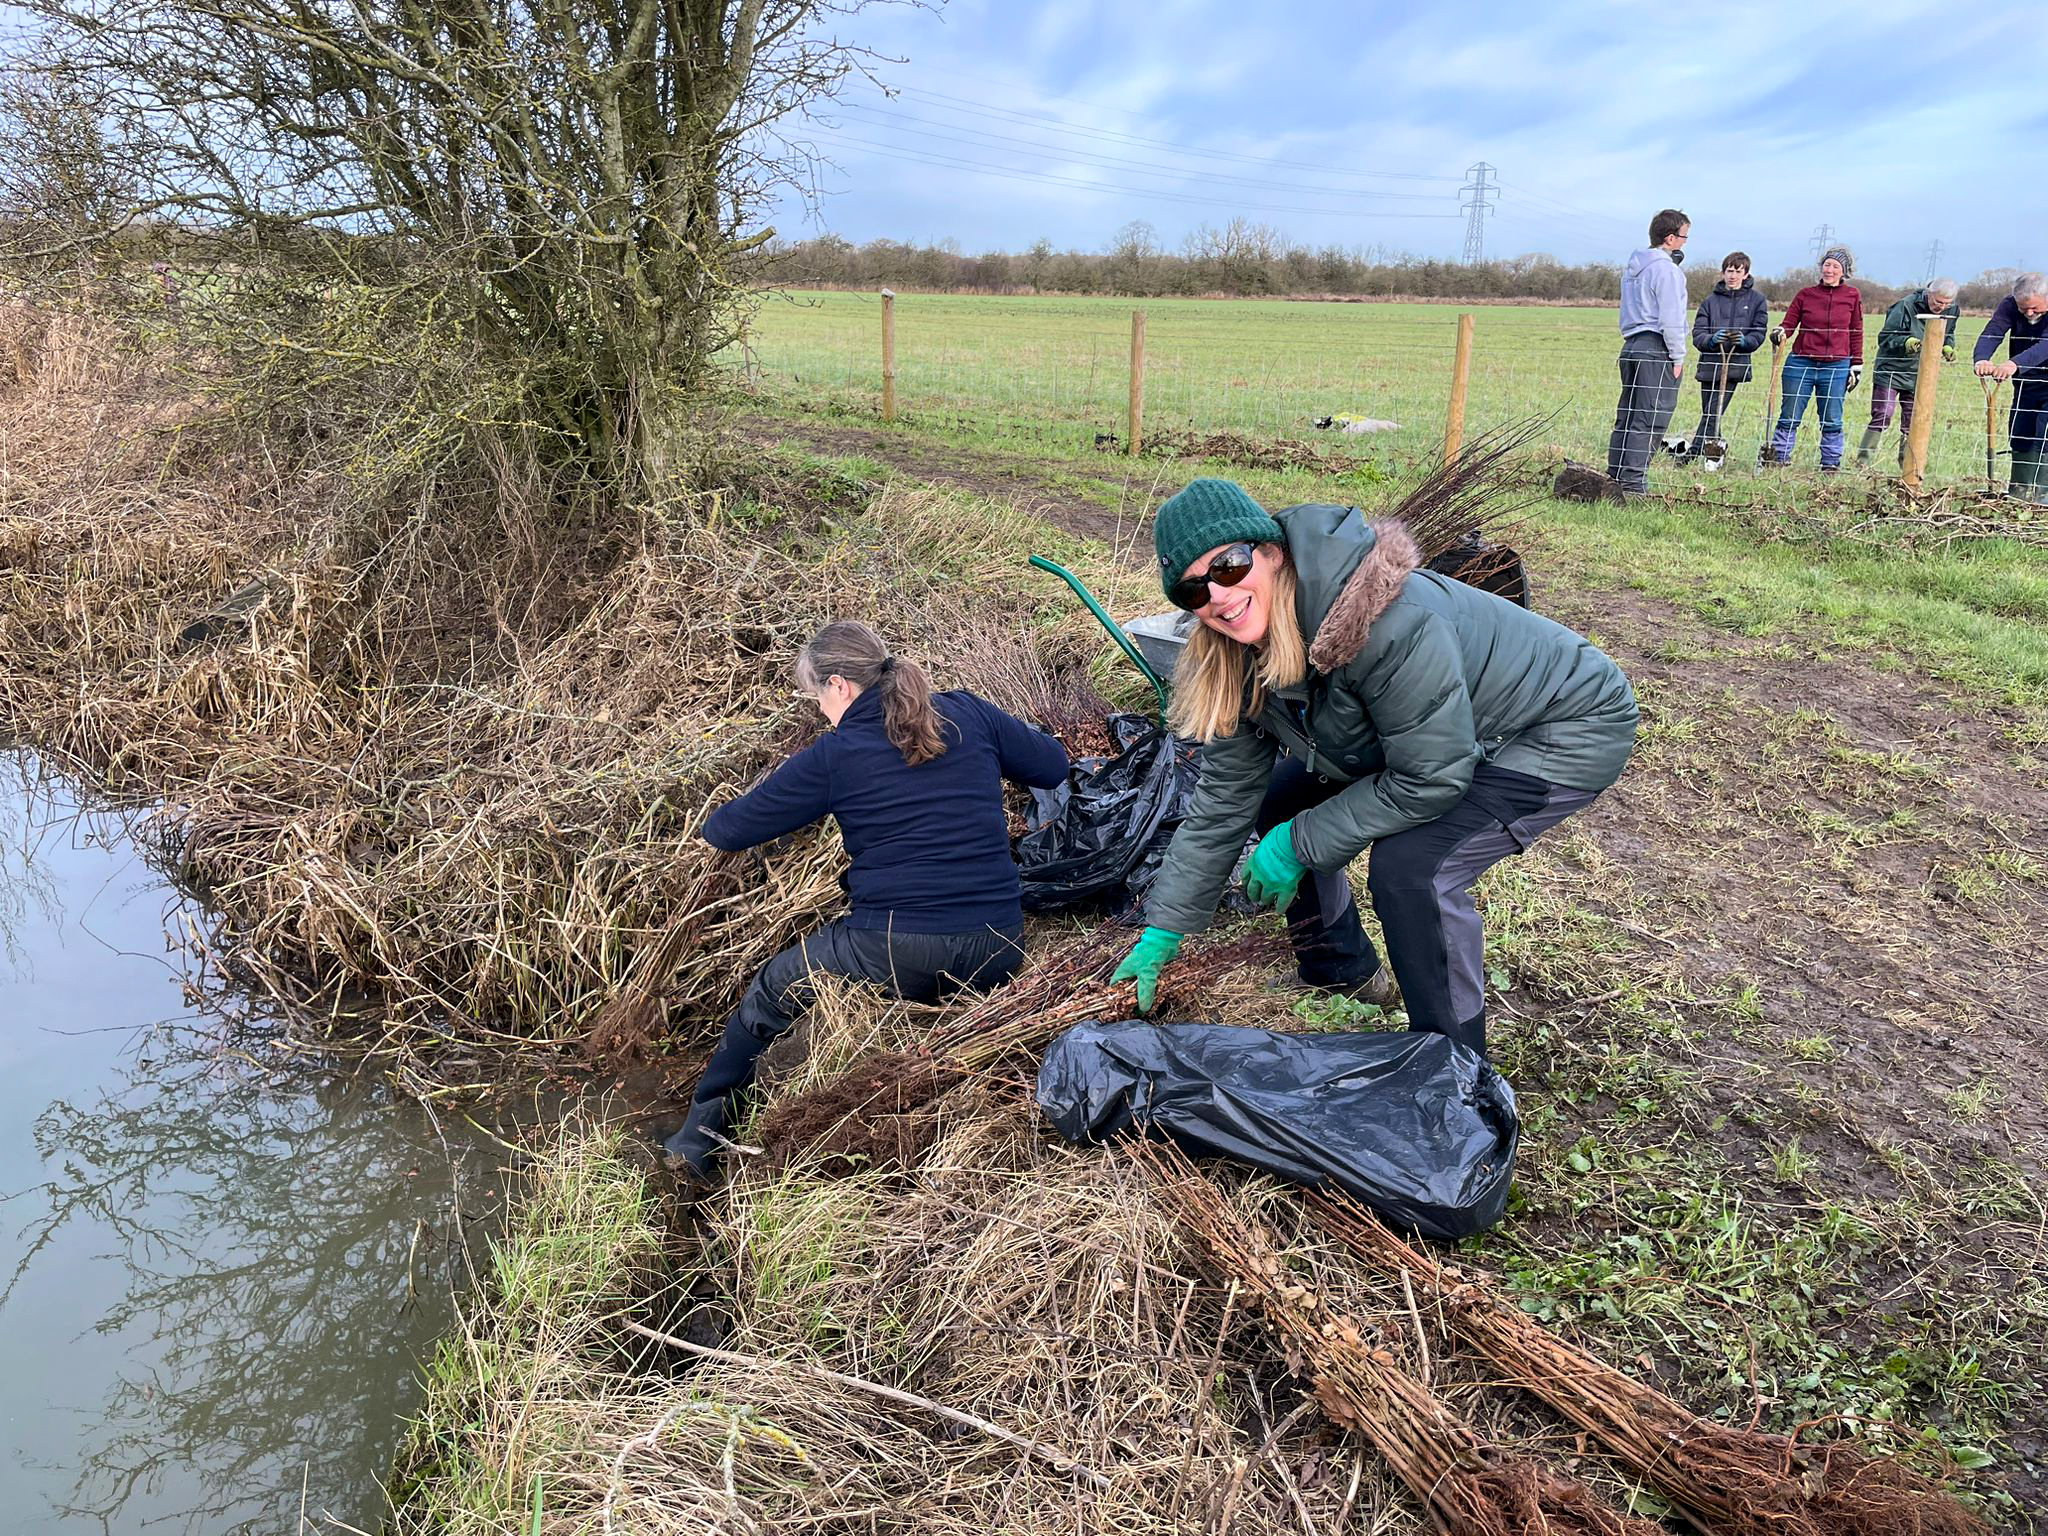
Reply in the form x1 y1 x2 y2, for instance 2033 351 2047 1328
765 0 2043 284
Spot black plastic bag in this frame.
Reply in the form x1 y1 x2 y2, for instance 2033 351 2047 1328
1037 1021 1518 1240
1017 714 1198 915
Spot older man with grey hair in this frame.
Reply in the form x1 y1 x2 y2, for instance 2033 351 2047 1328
1860 275 1962 465
1975 272 2048 501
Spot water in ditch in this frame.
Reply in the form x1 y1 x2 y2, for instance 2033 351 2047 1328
0 753 505 1533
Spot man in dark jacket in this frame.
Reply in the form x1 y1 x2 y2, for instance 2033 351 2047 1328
1974 272 2048 502
1675 251 1769 459
1860 279 1962 465
1606 208 1690 494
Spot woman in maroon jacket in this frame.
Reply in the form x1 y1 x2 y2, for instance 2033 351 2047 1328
1766 246 1865 470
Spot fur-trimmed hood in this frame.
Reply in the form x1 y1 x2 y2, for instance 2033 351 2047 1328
1288 514 1422 674
1143 500 1638 940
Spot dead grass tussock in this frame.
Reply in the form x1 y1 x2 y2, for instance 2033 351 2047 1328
396 1100 1433 1535
0 309 1117 1078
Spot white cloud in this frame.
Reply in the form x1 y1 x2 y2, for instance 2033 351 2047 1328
767 0 2045 280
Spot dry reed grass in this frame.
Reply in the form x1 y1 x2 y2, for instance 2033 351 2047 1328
395 1100 1434 1532
0 305 1117 1082
1302 1188 1991 1536
1134 1140 1662 1536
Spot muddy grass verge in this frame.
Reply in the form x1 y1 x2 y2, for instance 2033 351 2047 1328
6 319 2036 1529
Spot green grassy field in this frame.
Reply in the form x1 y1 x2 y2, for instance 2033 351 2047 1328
743 289 2005 488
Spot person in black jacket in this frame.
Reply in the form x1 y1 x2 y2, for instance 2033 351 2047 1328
1673 252 1770 460
660 619 1070 1176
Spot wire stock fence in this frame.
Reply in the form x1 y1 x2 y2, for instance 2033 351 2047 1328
737 289 2017 494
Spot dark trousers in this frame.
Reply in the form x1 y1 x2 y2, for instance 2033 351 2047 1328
2011 379 2048 501
1867 382 1916 434
1255 758 1601 1055
691 919 1026 1108
1607 333 1681 492
1693 372 1743 445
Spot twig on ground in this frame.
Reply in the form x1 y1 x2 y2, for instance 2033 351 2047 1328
620 1319 1113 1489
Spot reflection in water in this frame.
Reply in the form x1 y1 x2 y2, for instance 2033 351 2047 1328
25 1051 492 1534
0 754 64 974
0 756 502 1535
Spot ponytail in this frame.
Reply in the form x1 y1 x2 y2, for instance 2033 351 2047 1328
795 620 950 766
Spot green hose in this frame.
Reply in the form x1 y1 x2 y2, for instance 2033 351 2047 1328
1027 554 1170 725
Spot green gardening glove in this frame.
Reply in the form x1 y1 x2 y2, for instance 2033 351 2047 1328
1905 335 1922 354
1111 927 1182 1014
1243 821 1308 913
1943 346 1957 363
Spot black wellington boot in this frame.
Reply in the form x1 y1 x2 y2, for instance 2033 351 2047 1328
661 1096 733 1180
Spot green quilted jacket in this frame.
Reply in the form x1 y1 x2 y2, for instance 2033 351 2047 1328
1144 504 1638 935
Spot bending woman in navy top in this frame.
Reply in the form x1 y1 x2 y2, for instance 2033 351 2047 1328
662 619 1070 1176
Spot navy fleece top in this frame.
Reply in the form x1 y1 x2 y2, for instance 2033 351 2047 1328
1973 296 2048 376
704 688 1070 933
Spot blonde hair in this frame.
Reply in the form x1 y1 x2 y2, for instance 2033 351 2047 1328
1167 558 1305 742
796 620 949 766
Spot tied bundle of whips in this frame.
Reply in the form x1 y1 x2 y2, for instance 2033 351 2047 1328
1382 416 1550 569
1133 1139 1661 1536
1303 1189 1990 1536
757 925 1290 1173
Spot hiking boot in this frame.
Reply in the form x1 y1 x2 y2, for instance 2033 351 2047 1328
660 1097 732 1180
1337 966 1401 1009
1276 966 1400 1010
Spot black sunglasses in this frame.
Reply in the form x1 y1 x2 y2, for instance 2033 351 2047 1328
1167 542 1259 612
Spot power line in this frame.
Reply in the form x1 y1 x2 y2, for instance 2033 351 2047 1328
1492 183 1631 228
873 85 1462 185
881 64 1464 185
1490 197 1628 245
1924 238 1944 282
830 100 1447 203
1460 163 1498 264
1808 223 1837 263
801 131 1464 222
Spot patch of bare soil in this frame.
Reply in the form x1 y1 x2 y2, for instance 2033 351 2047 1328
1545 582 2048 1176
1517 584 2048 1512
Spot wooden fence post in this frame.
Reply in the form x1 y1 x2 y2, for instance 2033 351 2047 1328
880 288 896 422
1128 309 1147 455
1900 314 1946 490
1444 313 1474 466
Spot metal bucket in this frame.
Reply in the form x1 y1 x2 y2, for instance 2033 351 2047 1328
1122 611 1198 683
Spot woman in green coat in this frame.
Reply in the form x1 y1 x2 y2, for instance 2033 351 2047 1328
1112 479 1638 1056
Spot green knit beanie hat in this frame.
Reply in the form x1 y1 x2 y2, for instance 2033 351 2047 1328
1152 478 1284 598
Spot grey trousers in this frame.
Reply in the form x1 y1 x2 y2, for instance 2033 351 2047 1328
1259 759 1603 1055
1607 333 1682 492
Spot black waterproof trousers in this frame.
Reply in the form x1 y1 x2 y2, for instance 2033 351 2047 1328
1692 372 1744 447
1255 757 1600 1055
689 919 1027 1110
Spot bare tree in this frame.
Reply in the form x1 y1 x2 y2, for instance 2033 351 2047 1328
6 0 893 495
0 68 132 249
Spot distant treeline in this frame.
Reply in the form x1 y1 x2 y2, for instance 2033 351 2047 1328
760 224 2026 313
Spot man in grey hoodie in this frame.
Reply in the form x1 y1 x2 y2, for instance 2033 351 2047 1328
1605 209 1690 495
